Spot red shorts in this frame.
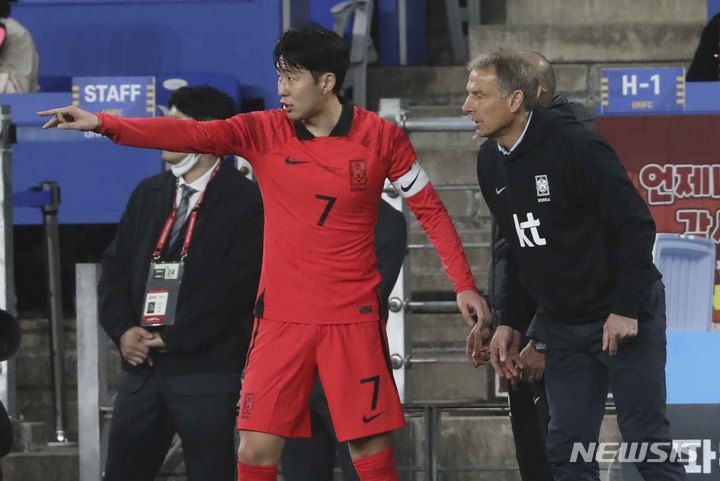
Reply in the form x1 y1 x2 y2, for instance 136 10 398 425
238 319 406 442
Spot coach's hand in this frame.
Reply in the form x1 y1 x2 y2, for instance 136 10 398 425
602 313 638 356
456 289 491 329
119 327 155 367
38 105 100 131
489 326 522 379
519 343 544 382
466 322 492 367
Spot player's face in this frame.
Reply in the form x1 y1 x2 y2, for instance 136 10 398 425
161 106 192 163
462 67 514 139
277 67 326 121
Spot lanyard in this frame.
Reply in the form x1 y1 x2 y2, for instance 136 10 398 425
152 162 221 261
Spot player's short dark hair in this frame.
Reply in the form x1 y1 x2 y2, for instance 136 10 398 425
0 1 11 19
273 23 350 96
468 49 539 112
168 85 237 121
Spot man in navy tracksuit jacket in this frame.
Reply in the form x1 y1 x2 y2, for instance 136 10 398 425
465 49 685 481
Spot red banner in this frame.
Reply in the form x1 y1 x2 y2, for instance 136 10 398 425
598 115 720 325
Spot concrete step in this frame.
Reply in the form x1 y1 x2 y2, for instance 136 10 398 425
430 413 624 481
0 414 626 481
368 65 595 118
10 421 51 453
468 23 703 63
409 129 478 150
406 352 494 402
507 0 707 25
415 148 480 186
408 229 491 294
410 312 474 348
13 318 121 442
0 446 79 481
406 189 489 230
368 66 472 109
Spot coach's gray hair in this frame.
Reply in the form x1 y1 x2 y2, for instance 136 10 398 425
467 49 539 111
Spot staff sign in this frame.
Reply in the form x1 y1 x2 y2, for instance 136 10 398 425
599 67 685 114
72 76 155 118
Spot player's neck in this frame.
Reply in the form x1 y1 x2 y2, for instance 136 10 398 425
182 155 217 184
301 96 343 137
496 111 530 151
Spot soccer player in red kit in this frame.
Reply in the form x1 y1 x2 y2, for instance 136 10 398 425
40 24 490 481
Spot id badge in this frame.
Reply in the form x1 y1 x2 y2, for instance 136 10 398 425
141 262 184 327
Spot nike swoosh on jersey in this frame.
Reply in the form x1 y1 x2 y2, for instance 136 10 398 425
285 157 310 165
400 172 420 192
495 186 507 194
362 412 384 423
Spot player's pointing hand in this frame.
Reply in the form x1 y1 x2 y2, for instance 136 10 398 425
38 105 100 132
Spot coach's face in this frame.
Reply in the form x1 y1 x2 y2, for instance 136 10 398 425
462 66 514 140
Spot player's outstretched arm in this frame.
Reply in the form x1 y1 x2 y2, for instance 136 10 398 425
39 106 243 157
39 106 100 131
400 179 488 328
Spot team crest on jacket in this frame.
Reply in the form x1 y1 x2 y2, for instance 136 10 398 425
535 175 551 202
349 159 368 192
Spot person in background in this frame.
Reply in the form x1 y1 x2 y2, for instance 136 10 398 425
0 0 39 93
687 13 720 82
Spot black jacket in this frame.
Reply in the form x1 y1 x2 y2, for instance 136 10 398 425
488 98 595 333
549 95 595 131
687 13 720 82
478 109 660 329
99 162 263 376
375 200 407 308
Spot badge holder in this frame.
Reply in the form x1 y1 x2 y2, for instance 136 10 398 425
140 162 219 329
142 262 184 327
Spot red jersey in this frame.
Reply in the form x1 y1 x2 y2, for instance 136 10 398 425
97 103 477 324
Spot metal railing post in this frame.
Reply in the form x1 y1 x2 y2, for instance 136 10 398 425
332 0 374 107
41 181 69 444
77 263 107 481
0 105 16 418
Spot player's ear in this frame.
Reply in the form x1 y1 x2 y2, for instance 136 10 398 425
320 73 336 95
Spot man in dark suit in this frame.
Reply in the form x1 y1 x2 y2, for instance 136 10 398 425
99 86 263 481
281 200 407 481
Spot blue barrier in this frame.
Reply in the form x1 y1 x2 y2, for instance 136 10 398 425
710 0 720 18
13 0 281 111
13 189 53 209
667 332 720 404
597 82 720 116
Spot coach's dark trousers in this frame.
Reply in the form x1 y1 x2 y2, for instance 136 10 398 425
508 377 553 481
537 280 685 481
104 372 241 481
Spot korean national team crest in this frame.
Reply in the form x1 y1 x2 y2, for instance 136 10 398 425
349 159 368 192
535 174 551 203
241 393 255 419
